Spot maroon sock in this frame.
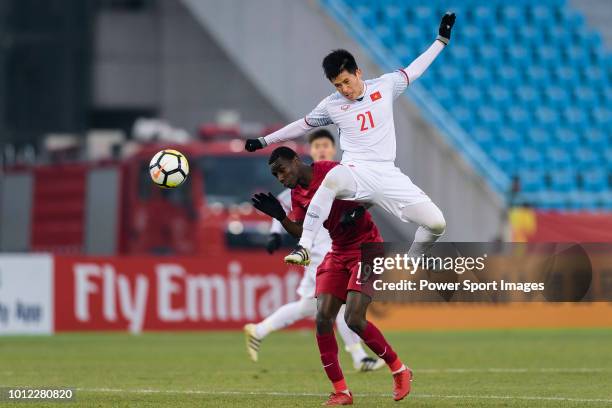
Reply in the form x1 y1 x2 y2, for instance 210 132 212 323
316 332 346 389
359 321 399 366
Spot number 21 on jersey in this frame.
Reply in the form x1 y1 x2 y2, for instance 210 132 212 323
357 111 375 131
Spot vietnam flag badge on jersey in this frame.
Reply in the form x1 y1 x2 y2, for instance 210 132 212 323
370 91 382 102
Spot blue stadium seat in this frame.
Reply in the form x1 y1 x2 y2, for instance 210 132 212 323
438 66 462 86
536 45 562 67
546 146 572 168
478 106 503 128
528 127 552 148
487 85 511 107
549 169 577 192
535 106 559 128
497 66 520 87
516 85 540 109
563 106 588 129
491 147 516 171
554 127 580 149
583 128 607 150
507 106 530 131
453 106 474 128
518 147 544 170
517 169 545 192
490 26 513 46
547 25 571 45
526 66 548 85
499 126 523 148
458 84 482 108
506 44 531 67
592 107 611 128
574 86 598 109
574 147 599 170
544 86 569 109
580 168 607 192
478 44 501 65
467 65 491 84
472 126 494 149
500 5 525 27
448 44 473 67
555 66 579 88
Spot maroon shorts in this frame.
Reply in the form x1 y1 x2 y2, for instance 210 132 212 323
315 249 374 302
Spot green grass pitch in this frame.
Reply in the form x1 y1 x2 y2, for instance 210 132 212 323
0 328 611 407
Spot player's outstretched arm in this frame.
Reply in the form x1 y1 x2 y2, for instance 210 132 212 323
244 118 311 152
403 12 456 84
252 192 303 238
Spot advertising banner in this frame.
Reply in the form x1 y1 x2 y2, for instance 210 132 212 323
54 255 304 332
0 254 53 335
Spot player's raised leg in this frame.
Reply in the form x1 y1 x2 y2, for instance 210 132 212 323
401 200 446 258
344 290 412 401
285 165 357 265
316 293 353 405
244 296 316 362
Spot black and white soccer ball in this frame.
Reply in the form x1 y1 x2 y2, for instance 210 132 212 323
149 149 189 188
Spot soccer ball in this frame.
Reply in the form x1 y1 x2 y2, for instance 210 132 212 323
149 149 189 188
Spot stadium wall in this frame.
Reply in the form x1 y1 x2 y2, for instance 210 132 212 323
1 254 610 335
181 0 506 242
93 0 284 130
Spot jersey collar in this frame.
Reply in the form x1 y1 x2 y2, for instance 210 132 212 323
354 81 367 102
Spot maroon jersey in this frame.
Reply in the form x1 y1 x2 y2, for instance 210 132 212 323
289 161 382 251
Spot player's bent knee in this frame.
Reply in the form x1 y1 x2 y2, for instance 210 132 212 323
426 207 446 236
321 165 354 195
429 216 446 236
344 312 366 334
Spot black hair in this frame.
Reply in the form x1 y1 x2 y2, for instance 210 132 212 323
308 129 335 146
268 146 297 165
322 49 358 80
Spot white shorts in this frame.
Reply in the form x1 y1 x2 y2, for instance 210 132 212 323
342 160 431 219
297 264 317 298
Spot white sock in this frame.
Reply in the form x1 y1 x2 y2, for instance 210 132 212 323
407 226 443 258
335 305 367 364
298 185 336 249
401 201 446 258
254 298 316 338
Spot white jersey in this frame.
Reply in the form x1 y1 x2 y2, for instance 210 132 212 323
304 70 409 163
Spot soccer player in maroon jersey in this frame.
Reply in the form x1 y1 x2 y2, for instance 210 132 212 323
252 146 411 405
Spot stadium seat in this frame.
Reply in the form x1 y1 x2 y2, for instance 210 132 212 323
549 169 577 192
580 168 607 192
517 169 546 192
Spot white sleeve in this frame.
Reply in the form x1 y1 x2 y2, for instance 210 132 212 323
304 97 333 127
262 118 311 146
404 39 446 84
381 70 410 99
269 189 292 235
261 97 332 146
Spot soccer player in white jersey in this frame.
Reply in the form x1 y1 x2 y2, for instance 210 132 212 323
245 13 456 266
244 129 385 372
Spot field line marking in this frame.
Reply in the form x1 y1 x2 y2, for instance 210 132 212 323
75 387 612 403
416 367 606 373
